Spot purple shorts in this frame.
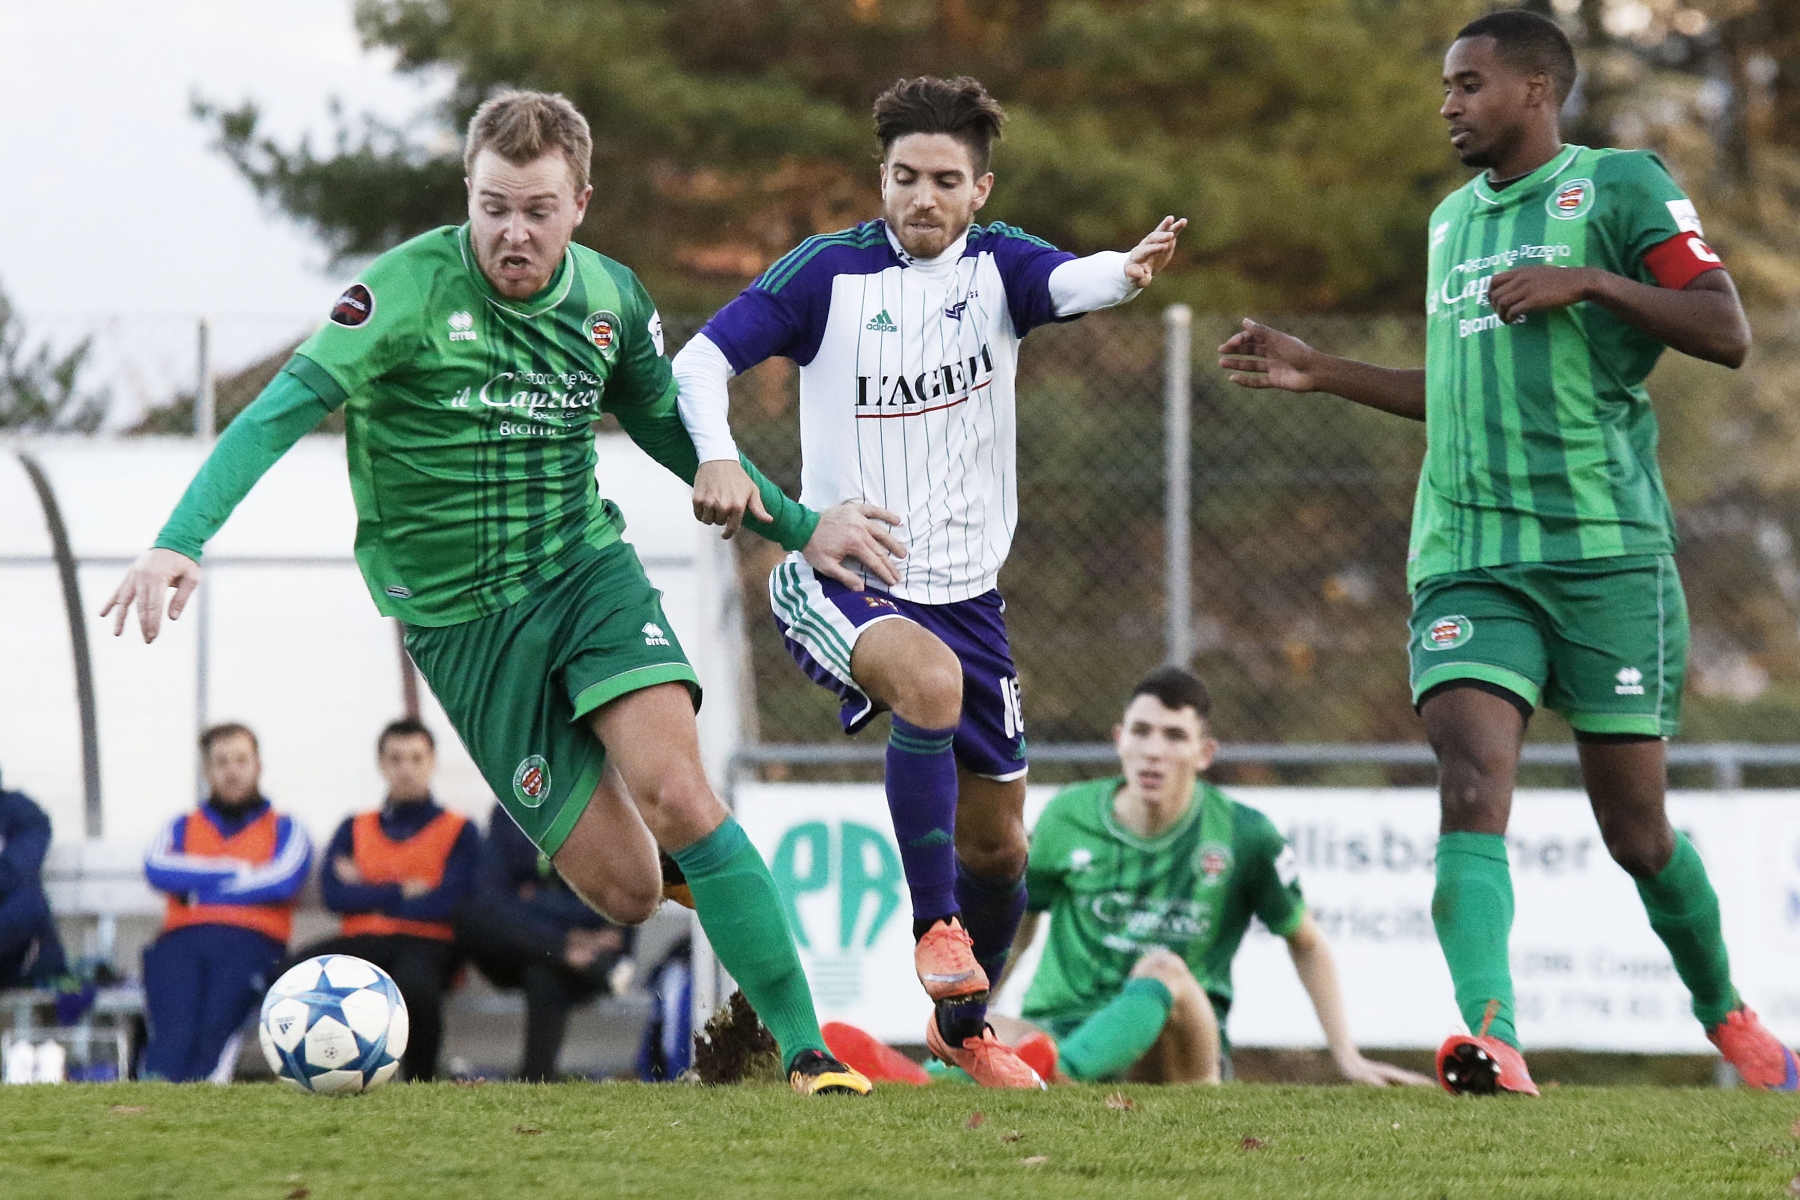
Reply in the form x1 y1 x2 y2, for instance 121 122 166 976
767 558 1028 781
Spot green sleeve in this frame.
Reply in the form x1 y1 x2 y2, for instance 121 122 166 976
602 265 819 552
1239 807 1306 938
606 382 819 551
152 361 336 560
293 243 430 397
1596 151 1695 273
1024 796 1075 914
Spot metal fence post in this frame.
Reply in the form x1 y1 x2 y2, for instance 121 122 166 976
194 318 215 793
1164 304 1194 667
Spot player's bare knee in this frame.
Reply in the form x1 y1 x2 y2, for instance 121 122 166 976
1599 820 1674 880
891 645 963 729
557 859 660 925
1130 949 1189 990
955 826 1027 881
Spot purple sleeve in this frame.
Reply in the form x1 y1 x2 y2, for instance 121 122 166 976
699 226 894 370
699 286 816 372
984 224 1077 337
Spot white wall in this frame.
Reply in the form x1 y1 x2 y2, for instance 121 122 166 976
733 782 1800 1052
0 435 736 852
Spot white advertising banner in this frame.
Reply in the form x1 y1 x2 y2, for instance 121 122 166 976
733 783 1800 1051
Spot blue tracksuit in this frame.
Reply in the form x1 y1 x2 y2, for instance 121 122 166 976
140 798 312 1082
0 787 66 988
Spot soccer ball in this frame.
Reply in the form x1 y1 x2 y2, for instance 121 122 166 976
259 954 408 1095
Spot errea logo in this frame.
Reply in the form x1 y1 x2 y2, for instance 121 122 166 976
1615 667 1646 696
448 311 477 342
642 622 670 647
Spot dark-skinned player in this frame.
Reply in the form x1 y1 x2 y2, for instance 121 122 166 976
1219 10 1795 1095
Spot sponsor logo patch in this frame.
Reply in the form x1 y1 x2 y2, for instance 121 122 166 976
512 755 551 808
1547 178 1594 220
447 311 476 342
647 311 665 357
642 622 670 647
329 283 375 328
1665 198 1704 235
865 309 898 333
1615 666 1646 696
1423 615 1473 651
584 310 620 357
1196 843 1235 886
383 585 412 599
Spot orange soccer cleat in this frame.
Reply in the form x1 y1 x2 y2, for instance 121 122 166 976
926 1012 1046 1090
914 917 989 1002
1012 1031 1069 1085
1708 1007 1800 1091
1435 1034 1539 1096
822 1021 932 1086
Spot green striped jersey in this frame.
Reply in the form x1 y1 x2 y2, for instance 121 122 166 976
1021 777 1304 1022
1411 145 1700 588
294 225 673 625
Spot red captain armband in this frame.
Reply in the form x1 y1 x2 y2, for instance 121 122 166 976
1643 231 1724 290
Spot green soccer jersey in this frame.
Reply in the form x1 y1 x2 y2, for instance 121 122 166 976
1021 777 1305 1023
1411 145 1701 588
155 224 815 626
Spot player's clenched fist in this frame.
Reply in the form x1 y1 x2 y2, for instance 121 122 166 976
803 502 907 590
100 547 202 643
692 459 774 540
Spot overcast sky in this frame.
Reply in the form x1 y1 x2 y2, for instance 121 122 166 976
0 1 450 424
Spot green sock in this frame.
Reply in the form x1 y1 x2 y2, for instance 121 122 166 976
1058 978 1174 1082
1635 833 1738 1029
1432 832 1519 1048
672 818 825 1072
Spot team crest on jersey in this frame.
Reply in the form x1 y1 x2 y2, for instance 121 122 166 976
584 310 621 358
1547 178 1594 220
512 755 552 808
329 283 375 328
1423 615 1473 651
1195 843 1234 887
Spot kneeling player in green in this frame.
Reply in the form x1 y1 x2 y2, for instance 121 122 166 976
1220 11 1796 1093
102 90 901 1096
990 668 1429 1086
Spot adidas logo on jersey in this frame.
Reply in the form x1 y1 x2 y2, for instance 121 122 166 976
447 311 477 342
865 309 898 332
642 622 670 647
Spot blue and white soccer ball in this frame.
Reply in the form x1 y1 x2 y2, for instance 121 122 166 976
259 954 409 1095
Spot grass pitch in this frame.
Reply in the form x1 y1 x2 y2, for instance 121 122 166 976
3 1080 1797 1199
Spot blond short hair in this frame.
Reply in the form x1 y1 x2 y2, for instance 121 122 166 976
464 90 593 192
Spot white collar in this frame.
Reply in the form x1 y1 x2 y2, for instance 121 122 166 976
884 221 970 274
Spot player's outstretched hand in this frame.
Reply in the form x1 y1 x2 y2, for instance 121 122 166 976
99 547 202 643
1218 319 1319 393
1336 1054 1435 1088
803 502 907 591
692 459 774 540
1124 216 1189 287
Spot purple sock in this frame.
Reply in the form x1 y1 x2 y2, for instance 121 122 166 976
955 857 1028 988
886 717 960 923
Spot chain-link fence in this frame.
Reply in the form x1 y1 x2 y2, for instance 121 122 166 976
676 309 1800 785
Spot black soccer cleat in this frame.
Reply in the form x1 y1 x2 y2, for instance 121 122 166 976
788 1049 873 1096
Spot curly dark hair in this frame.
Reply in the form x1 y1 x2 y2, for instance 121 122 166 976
872 76 1007 174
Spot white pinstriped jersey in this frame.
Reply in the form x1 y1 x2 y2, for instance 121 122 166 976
700 219 1076 603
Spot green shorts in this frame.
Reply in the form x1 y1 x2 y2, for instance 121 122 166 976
1408 554 1687 738
404 540 700 855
